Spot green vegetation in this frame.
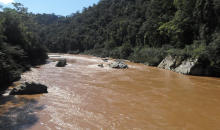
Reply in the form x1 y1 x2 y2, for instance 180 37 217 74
35 0 220 68
0 3 48 87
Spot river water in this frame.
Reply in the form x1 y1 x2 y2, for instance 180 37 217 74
1 54 220 130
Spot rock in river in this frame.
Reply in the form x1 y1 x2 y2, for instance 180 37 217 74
98 64 104 68
56 59 67 67
109 62 128 69
102 58 109 62
9 81 48 95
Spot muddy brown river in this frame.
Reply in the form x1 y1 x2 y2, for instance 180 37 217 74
1 54 220 130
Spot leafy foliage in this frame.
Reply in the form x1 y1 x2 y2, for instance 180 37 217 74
0 3 48 87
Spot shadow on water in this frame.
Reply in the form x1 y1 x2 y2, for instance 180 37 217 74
0 95 45 130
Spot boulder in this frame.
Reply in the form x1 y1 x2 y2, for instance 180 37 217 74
109 62 128 69
158 55 176 71
102 58 109 62
158 55 211 76
98 64 104 68
143 62 150 66
56 59 67 67
9 81 48 95
174 59 204 75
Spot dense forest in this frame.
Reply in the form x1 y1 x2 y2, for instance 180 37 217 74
0 3 48 88
36 0 220 67
1 0 220 87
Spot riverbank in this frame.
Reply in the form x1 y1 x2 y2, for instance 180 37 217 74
0 60 48 95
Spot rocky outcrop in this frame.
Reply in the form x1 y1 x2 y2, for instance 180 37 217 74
158 55 177 71
56 59 67 67
158 55 212 76
109 62 128 69
9 81 48 95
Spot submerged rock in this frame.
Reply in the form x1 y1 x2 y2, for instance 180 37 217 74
98 64 104 68
109 62 128 69
56 59 67 67
9 81 48 95
102 58 109 62
158 55 212 76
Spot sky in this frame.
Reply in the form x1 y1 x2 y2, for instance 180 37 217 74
0 0 100 16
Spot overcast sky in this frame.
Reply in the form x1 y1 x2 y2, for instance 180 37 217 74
0 0 100 16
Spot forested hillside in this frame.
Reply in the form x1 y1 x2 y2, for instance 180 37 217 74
0 3 48 87
37 0 220 67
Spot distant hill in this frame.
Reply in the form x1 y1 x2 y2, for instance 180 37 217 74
35 0 220 67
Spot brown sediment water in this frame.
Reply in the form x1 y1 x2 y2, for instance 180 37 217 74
1 54 220 130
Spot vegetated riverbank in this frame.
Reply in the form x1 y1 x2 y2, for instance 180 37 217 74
0 46 48 94
0 3 49 92
0 59 48 94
